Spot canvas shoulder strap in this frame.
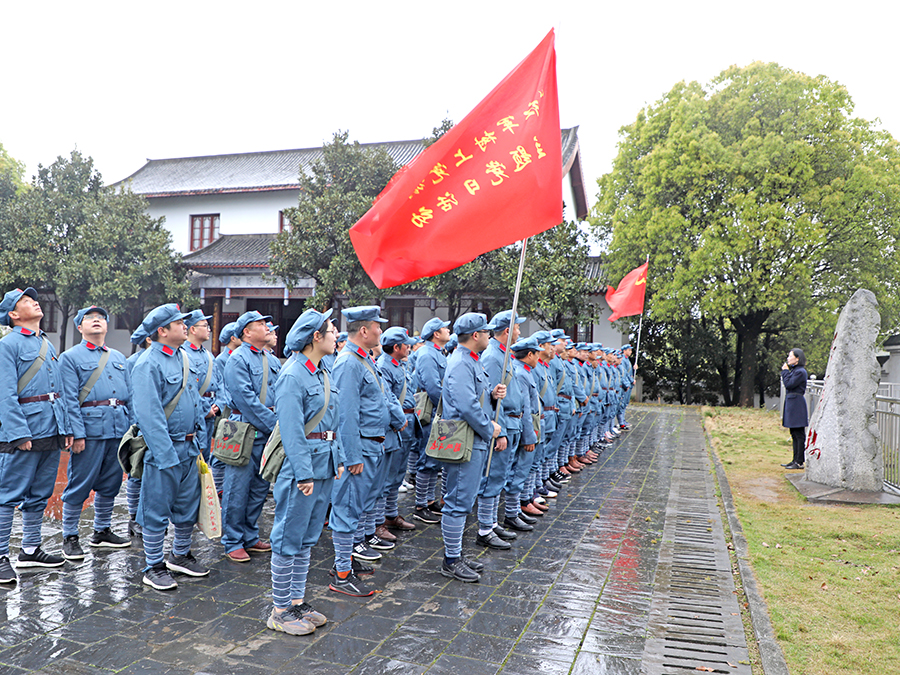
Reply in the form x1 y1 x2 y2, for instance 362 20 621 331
199 350 214 396
349 351 384 393
260 352 270 406
78 348 112 405
163 350 190 419
540 369 549 399
17 337 49 395
304 370 331 436
556 369 566 393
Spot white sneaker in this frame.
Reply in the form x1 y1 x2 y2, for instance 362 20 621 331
399 480 413 493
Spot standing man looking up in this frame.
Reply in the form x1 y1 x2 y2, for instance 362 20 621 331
184 310 217 463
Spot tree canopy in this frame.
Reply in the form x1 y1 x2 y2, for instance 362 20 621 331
592 62 900 406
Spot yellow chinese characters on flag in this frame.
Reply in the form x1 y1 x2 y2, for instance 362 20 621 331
350 29 562 289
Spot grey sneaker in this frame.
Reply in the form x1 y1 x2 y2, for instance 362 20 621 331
142 564 177 590
166 552 210 577
329 570 375 597
62 535 85 561
16 546 65 568
0 556 17 584
267 606 315 635
290 602 327 627
89 528 130 548
352 540 382 561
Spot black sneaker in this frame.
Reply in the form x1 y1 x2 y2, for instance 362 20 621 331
413 506 441 524
440 558 480 583
366 534 394 551
62 535 85 561
329 570 375 597
352 540 382 561
462 556 484 573
427 500 443 514
89 528 130 548
329 558 374 577
143 564 178 590
0 556 17 584
16 546 65 568
166 552 210 577
128 517 142 539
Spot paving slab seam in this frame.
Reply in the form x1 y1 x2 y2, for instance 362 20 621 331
705 422 790 675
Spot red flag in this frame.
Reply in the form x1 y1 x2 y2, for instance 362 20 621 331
350 30 562 289
606 262 648 321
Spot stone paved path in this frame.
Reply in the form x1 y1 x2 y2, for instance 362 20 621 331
0 406 747 674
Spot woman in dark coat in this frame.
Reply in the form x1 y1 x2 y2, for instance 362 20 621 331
781 348 809 469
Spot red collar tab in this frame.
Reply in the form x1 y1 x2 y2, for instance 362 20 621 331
227 349 234 355
432 342 440 350
539 359 547 366
498 342 507 352
161 345 175 356
523 363 532 372
302 355 316 374
85 340 107 351
17 327 34 336
249 345 261 353
577 360 584 366
189 343 202 351
391 357 400 367
469 350 479 361
355 345 368 358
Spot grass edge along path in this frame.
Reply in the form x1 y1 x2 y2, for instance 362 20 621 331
702 406 900 675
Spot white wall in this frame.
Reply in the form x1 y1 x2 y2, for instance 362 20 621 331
148 189 301 254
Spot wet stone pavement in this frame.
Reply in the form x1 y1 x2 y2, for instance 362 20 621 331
0 407 723 674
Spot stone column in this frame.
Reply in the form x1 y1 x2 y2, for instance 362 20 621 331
805 289 882 491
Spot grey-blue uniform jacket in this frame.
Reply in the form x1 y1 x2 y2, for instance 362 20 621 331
212 348 232 414
274 353 343 481
414 340 446 408
513 359 539 445
441 346 494 449
534 358 558 435
224 343 280 436
131 342 202 469
0 326 69 447
185 342 217 448
59 339 130 441
333 341 391 466
553 356 574 417
482 338 527 439
377 353 415 449
566 358 587 411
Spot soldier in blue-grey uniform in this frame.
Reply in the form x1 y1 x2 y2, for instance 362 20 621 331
572 343 595 468
131 303 209 590
267 309 343 636
476 309 532 547
545 330 571 485
210 322 240 493
58 305 132 561
618 344 635 429
0 287 72 584
375 327 418 539
125 326 152 537
221 310 280 562
329 306 390 597
411 317 451 524
561 340 588 474
438 312 504 582
530 331 560 498
184 310 218 463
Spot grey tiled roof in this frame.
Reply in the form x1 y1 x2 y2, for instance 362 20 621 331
110 130 581 198
182 234 278 268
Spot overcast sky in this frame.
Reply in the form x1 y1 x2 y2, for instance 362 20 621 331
4 0 898 231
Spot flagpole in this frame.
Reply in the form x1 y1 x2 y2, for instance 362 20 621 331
485 237 528 476
632 254 649 372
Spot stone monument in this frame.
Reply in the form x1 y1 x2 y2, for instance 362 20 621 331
805 289 882 491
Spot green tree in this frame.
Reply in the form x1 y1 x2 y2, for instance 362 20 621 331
0 143 26 203
592 62 900 406
0 150 193 350
269 131 400 308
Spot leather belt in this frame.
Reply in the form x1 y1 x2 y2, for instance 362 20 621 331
201 392 214 398
403 408 415 414
543 406 559 412
361 435 385 443
307 431 337 441
19 393 61 404
184 434 195 442
81 399 126 408
507 412 523 418
559 394 572 400
230 407 274 415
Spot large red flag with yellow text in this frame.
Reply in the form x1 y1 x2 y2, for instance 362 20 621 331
606 262 648 321
350 30 562 289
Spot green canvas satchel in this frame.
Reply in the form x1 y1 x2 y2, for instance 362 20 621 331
425 394 483 464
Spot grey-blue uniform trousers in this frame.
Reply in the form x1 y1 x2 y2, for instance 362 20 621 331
567 359 588 451
575 361 594 454
331 342 390 561
439 346 495 559
553 358 578 465
210 347 234 487
0 326 70 556
125 348 146 516
608 364 623 432
504 358 538 500
377 353 417 512
186 342 217 461
618 358 634 424
131 342 203 563
546 356 568 467
58 340 131 529
479 339 526 502
222 343 280 554
596 363 610 432
271 354 342 560
414 341 447 477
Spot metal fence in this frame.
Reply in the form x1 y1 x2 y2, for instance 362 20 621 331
802 380 900 493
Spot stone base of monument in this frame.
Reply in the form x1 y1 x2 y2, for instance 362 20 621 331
786 473 900 505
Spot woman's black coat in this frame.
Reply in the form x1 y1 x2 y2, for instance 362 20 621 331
781 365 809 428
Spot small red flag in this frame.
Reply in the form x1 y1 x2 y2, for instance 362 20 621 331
350 30 562 289
606 262 648 321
